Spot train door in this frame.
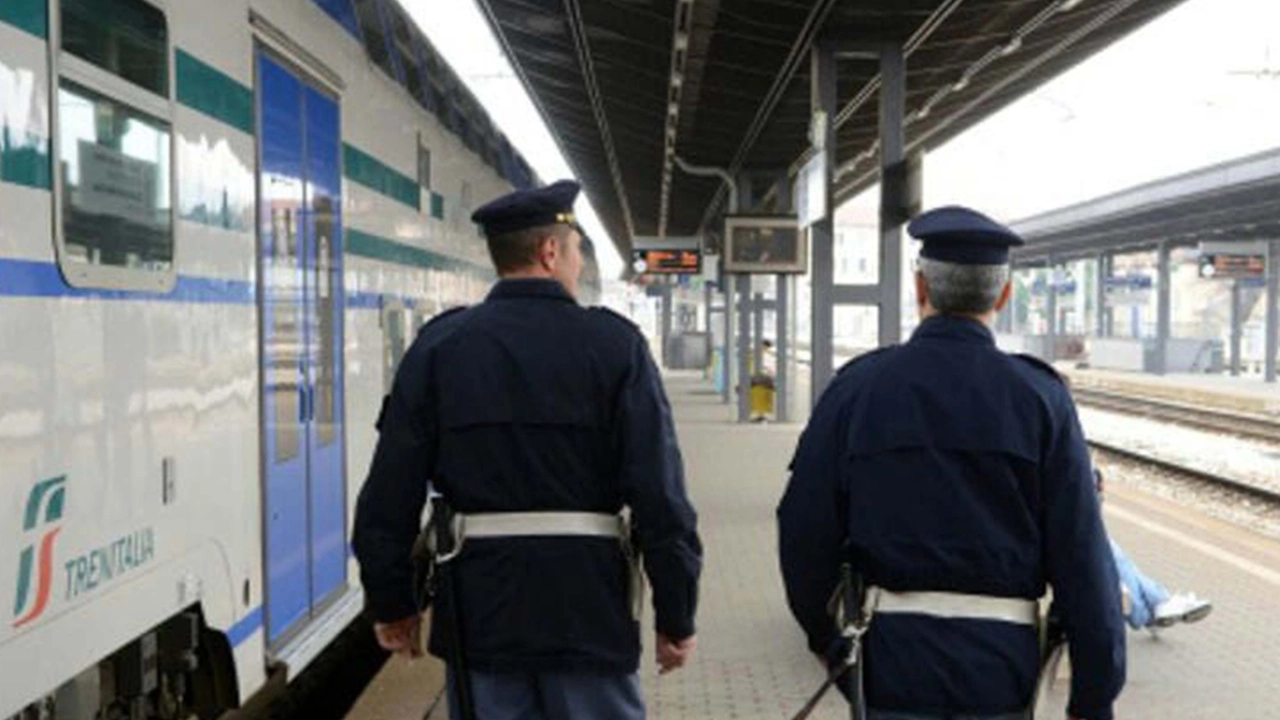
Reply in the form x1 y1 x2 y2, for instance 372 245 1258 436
256 49 347 645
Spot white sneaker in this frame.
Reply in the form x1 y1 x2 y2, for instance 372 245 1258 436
1152 592 1213 627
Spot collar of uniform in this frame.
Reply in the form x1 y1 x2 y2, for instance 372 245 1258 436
486 277 576 303
910 315 996 345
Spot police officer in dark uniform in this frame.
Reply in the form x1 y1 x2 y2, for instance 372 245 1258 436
778 206 1125 720
352 180 702 720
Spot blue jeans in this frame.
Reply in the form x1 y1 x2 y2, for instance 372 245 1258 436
446 667 644 720
1111 538 1170 629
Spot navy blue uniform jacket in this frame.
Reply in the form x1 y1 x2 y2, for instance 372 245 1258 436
353 278 701 674
778 316 1125 719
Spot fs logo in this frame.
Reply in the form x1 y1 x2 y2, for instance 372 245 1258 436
13 476 67 628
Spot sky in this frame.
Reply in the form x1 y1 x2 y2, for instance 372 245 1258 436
408 0 1280 277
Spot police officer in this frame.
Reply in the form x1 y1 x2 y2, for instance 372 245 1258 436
778 206 1125 720
352 179 701 720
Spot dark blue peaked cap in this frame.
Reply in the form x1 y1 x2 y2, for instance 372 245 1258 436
908 205 1024 265
471 179 581 236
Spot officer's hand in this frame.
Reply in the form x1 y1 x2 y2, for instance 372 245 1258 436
656 633 696 674
374 615 423 659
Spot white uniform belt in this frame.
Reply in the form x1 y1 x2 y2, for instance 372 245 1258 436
459 512 625 539
453 511 643 621
868 588 1039 626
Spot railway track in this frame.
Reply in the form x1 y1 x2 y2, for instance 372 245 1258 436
1087 438 1280 506
1074 387 1280 444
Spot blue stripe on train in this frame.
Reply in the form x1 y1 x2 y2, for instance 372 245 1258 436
226 606 264 648
0 257 412 309
0 257 255 304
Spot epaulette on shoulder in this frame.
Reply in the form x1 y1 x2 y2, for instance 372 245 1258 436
588 305 641 332
425 305 468 324
834 345 896 377
1011 353 1065 384
415 305 470 338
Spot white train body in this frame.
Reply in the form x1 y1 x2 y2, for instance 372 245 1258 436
0 0 582 716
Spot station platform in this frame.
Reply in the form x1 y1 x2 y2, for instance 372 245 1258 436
1059 365 1280 417
345 373 1280 720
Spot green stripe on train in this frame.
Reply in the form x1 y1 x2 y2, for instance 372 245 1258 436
343 144 420 211
1 129 51 189
0 0 47 38
346 228 492 279
176 50 254 135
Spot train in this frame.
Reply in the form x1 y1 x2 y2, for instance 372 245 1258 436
1 0 598 717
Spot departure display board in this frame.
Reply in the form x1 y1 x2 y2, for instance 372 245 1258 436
632 249 702 274
723 216 807 274
1199 254 1265 280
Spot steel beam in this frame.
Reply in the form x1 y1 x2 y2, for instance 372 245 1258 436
737 274 752 421
723 278 734 403
1230 279 1243 377
809 40 838 407
1095 254 1108 338
1155 241 1172 375
879 43 906 347
1045 264 1058 362
1267 240 1279 383
660 278 673 367
776 274 791 421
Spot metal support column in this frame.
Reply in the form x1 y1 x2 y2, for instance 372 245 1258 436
1045 263 1058 361
660 278 673 368
776 274 790 421
723 279 734 403
878 43 906 347
809 40 837 407
1155 241 1172 375
1095 254 1108 338
1230 279 1243 377
1267 240 1279 383
752 292 765 375
737 275 752 421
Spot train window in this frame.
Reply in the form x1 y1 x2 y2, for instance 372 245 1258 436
417 140 432 191
353 0 398 82
311 0 361 39
388 11 425 104
411 34 440 114
60 0 168 96
56 81 173 273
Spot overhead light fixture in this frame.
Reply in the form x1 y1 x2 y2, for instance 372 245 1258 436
952 75 970 92
675 32 689 51
668 102 679 116
914 105 931 121
1059 0 1084 12
671 72 683 88
1000 36 1022 56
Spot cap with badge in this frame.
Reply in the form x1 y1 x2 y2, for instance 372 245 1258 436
907 205 1024 265
471 179 582 237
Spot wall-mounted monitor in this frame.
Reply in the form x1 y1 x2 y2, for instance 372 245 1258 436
723 216 807 274
632 249 702 274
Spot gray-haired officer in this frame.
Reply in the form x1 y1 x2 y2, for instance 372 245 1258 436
353 180 702 720
778 206 1125 720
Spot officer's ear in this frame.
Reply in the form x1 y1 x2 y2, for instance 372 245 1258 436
534 233 560 271
914 271 929 308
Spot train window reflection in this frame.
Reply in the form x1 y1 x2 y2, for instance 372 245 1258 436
57 82 173 271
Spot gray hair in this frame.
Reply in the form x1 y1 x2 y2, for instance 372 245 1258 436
917 257 1010 315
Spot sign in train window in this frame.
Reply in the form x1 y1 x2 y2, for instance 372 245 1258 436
53 0 174 291
57 82 172 272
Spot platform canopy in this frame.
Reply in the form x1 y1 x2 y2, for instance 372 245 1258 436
1011 147 1280 264
478 0 1189 263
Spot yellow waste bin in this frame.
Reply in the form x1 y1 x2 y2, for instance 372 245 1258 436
750 375 775 420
